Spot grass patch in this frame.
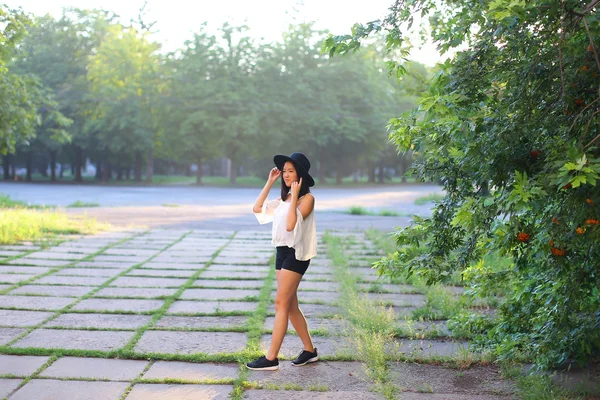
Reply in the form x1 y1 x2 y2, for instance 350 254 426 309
0 208 108 245
414 192 445 205
347 206 403 217
323 231 401 400
501 364 583 400
67 201 100 208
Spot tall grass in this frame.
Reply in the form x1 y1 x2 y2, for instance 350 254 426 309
0 208 107 244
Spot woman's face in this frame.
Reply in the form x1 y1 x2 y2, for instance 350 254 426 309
282 161 298 187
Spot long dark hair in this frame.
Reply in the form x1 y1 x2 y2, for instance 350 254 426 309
280 161 311 201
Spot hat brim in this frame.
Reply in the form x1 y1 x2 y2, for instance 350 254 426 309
274 155 315 187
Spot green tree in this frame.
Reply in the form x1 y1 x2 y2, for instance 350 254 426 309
326 0 600 368
86 23 163 182
0 5 69 163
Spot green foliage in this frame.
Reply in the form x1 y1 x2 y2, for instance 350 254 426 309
325 0 600 369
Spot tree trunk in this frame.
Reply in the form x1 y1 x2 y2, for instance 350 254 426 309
50 151 57 182
336 164 343 185
368 164 376 183
229 158 237 184
116 167 123 181
125 167 130 180
196 158 203 185
74 146 83 182
26 151 33 181
378 165 384 184
59 164 64 179
102 160 110 182
10 158 16 180
95 160 102 180
135 151 143 182
3 155 10 181
145 148 153 183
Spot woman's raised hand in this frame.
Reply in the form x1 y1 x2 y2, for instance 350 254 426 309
268 167 281 183
290 177 303 198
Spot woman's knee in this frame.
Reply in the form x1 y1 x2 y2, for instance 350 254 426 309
274 295 293 312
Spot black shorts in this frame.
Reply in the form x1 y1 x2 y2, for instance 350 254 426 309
275 246 310 275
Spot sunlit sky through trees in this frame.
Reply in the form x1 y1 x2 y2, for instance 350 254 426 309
6 0 443 66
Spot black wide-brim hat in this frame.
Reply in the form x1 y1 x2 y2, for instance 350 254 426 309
273 152 315 187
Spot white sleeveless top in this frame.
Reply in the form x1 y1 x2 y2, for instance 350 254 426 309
254 195 317 261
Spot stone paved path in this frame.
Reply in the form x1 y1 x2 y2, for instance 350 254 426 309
0 228 519 399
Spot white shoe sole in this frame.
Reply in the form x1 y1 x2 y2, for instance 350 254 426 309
291 356 319 366
246 365 280 371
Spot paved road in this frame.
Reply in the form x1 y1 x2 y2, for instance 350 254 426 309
1 182 442 231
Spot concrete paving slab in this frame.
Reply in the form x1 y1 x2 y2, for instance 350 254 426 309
11 329 134 351
143 361 239 381
110 276 188 288
247 361 371 391
94 287 177 299
388 363 515 396
152 256 212 264
7 258 68 267
134 331 246 355
387 339 470 358
0 310 53 327
36 275 107 286
0 328 26 345
72 298 164 313
199 271 267 279
103 249 158 257
298 281 339 291
303 273 336 282
0 274 36 284
180 289 260 301
126 383 233 400
0 266 51 274
41 357 148 380
141 262 205 270
0 355 49 376
0 379 23 399
9 379 129 400
395 394 511 400
212 256 269 265
155 316 247 330
23 252 82 260
192 279 264 289
0 295 73 311
365 293 427 307
56 268 122 277
167 301 256 314
10 285 95 297
45 313 152 330
75 261 136 269
0 284 11 291
243 390 384 399
127 269 197 278
92 255 149 263
356 283 422 294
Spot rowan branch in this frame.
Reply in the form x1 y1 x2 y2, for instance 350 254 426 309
584 132 600 149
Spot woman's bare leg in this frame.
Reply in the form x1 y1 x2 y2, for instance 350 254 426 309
288 293 315 352
266 269 303 360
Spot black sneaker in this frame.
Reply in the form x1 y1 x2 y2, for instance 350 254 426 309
291 347 319 366
246 356 279 371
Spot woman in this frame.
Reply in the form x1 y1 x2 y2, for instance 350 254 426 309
246 152 318 371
